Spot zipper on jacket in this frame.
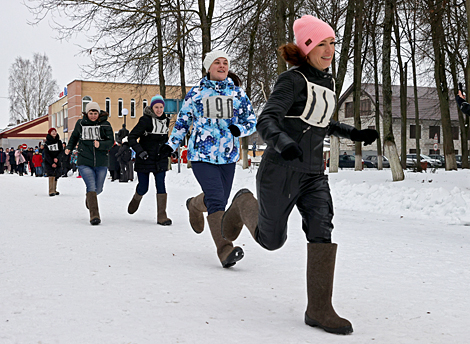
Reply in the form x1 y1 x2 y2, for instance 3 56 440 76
296 125 311 144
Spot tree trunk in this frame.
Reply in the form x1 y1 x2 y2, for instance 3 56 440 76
155 0 165 97
329 0 355 173
176 0 186 99
371 3 383 169
275 0 287 74
427 0 457 170
353 0 364 171
198 0 215 74
383 0 404 181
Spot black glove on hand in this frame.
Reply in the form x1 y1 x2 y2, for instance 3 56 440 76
350 128 379 146
228 125 241 137
139 151 149 160
159 144 174 158
281 143 303 162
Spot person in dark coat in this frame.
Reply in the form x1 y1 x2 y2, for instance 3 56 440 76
108 142 120 181
9 147 16 174
221 15 379 335
127 95 172 226
58 142 71 177
44 128 63 196
65 102 114 225
116 137 132 182
0 147 6 174
26 147 34 175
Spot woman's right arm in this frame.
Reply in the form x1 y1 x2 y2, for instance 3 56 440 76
257 72 297 154
66 121 81 152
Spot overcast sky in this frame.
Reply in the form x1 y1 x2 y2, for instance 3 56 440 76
0 1 91 129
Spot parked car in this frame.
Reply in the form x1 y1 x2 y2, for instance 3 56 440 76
364 155 390 168
429 154 445 167
455 155 469 168
406 154 442 168
327 154 364 168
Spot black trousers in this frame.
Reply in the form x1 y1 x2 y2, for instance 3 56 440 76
256 159 334 251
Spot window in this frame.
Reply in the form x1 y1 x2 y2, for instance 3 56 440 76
51 113 56 128
360 99 371 116
118 98 123 117
410 125 421 139
106 97 111 116
131 99 136 118
429 126 440 143
368 125 376 130
82 96 92 113
143 99 148 115
452 126 459 140
345 102 353 118
430 149 440 155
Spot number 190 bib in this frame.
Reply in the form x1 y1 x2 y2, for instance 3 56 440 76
202 95 234 119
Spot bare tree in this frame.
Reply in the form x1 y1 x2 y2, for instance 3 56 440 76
8 53 58 123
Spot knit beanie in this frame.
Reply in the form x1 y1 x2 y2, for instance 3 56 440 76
293 15 335 56
85 101 101 113
150 95 165 108
203 50 230 71
48 127 57 135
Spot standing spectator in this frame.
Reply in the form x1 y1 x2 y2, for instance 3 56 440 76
116 137 132 183
9 147 16 174
32 149 43 177
161 51 257 267
4 148 11 173
15 146 26 176
65 102 114 225
39 144 46 177
127 95 172 226
26 147 35 176
0 147 6 174
108 142 120 181
44 128 63 196
58 142 71 177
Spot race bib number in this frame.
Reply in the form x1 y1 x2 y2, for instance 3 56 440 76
82 126 101 140
202 95 234 119
151 118 168 134
48 143 59 151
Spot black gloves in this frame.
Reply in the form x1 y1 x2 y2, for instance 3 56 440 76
281 143 303 161
228 125 241 137
139 151 149 160
350 128 379 146
159 144 174 158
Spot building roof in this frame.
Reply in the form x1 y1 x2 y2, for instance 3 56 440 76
0 115 49 139
338 83 461 121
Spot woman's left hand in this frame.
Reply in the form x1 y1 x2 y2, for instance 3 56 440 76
94 140 100 148
458 90 466 100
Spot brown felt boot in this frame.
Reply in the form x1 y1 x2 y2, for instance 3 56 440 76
221 189 259 241
157 193 172 226
48 177 55 196
305 243 353 335
54 178 59 195
86 191 101 225
207 211 244 268
128 192 143 214
186 193 207 234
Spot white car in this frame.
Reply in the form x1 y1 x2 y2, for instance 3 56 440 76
406 154 442 168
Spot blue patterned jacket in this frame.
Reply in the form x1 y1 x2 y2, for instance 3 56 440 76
167 76 257 164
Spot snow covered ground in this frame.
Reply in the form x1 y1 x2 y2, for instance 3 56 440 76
1 165 469 343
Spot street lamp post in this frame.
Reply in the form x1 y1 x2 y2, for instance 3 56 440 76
122 108 128 127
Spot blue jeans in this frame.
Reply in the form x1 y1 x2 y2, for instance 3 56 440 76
35 166 43 176
136 171 166 195
191 162 235 215
78 165 108 195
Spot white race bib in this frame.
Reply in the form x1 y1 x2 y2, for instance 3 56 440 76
82 126 101 140
151 118 168 135
202 95 234 119
48 143 59 151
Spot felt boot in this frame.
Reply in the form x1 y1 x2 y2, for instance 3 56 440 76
305 243 353 335
207 211 244 268
128 192 143 214
221 188 259 241
48 176 55 196
54 178 59 195
186 193 206 234
86 191 101 225
157 193 172 226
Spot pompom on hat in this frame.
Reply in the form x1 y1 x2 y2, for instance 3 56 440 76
293 15 335 56
48 127 57 135
203 50 230 72
85 101 101 113
150 95 165 108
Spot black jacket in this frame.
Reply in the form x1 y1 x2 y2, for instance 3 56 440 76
44 133 63 175
128 107 170 173
456 95 470 116
116 142 132 164
108 143 120 171
257 63 356 173
66 111 114 167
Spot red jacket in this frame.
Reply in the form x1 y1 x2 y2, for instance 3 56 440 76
32 154 43 168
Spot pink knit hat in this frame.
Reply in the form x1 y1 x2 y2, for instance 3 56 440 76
293 15 335 56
